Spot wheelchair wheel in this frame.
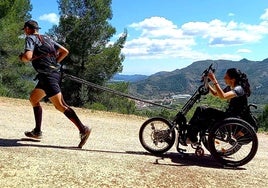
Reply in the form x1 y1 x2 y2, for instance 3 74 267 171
139 117 176 155
208 118 258 167
201 120 217 152
201 132 210 151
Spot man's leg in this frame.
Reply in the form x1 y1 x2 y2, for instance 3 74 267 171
25 88 46 139
49 92 91 148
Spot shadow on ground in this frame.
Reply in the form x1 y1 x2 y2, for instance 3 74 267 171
0 138 245 170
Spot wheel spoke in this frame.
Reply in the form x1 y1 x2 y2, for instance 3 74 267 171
139 118 175 154
208 118 258 167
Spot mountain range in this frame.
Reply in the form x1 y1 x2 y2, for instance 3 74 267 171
122 58 268 104
111 74 148 82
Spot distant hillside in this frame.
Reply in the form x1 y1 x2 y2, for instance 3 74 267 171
128 58 268 104
111 74 148 82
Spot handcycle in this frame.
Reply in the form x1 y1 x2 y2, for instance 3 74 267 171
139 64 258 167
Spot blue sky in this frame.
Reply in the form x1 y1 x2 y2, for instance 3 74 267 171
30 0 268 75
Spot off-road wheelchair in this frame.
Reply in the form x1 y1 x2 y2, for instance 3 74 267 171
139 64 258 167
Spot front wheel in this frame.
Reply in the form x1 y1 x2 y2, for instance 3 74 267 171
208 118 258 167
139 117 176 155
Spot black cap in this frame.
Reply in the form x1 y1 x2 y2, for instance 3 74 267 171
22 20 41 30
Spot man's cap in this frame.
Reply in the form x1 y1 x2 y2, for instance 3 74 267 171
22 20 41 30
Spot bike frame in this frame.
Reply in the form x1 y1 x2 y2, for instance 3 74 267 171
169 64 213 135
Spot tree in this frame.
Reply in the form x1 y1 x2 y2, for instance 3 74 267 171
0 0 33 98
258 104 268 131
86 82 136 114
49 0 127 106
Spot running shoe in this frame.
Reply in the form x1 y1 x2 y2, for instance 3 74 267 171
24 130 42 139
78 126 91 148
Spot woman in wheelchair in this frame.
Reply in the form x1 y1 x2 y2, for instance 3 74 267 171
180 68 251 146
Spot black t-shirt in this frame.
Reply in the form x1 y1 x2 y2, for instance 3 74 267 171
24 34 62 73
224 85 248 116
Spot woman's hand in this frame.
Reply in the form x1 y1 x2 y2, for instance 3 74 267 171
208 72 217 83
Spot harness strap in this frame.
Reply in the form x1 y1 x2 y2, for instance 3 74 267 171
31 34 57 61
31 53 56 61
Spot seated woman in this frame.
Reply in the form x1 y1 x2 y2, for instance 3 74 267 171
180 68 251 146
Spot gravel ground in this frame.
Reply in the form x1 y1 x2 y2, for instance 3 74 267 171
0 97 267 188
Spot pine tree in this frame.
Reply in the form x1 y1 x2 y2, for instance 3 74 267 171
0 0 33 98
48 0 127 106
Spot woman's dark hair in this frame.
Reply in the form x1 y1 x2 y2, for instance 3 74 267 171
226 68 251 97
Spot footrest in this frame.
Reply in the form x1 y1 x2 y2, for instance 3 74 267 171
177 147 187 153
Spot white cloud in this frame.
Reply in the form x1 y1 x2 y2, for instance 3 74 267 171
39 13 59 25
123 9 268 62
129 16 181 38
260 9 268 20
130 16 177 30
126 17 195 59
237 49 252 53
212 53 242 60
182 19 266 47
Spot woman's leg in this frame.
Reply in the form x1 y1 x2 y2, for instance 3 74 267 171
187 106 225 143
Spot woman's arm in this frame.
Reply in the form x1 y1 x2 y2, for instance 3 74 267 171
208 84 218 96
208 72 236 100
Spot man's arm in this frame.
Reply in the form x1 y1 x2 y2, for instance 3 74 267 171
19 50 33 63
56 46 69 63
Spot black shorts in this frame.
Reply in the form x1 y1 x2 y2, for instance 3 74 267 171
35 72 61 98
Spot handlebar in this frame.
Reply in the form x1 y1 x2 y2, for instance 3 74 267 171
202 63 215 77
248 104 257 109
201 63 215 89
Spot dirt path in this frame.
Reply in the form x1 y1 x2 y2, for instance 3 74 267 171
0 97 267 188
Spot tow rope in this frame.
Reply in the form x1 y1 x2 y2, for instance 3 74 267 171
63 73 175 110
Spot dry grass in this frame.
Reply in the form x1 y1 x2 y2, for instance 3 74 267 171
0 97 268 188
